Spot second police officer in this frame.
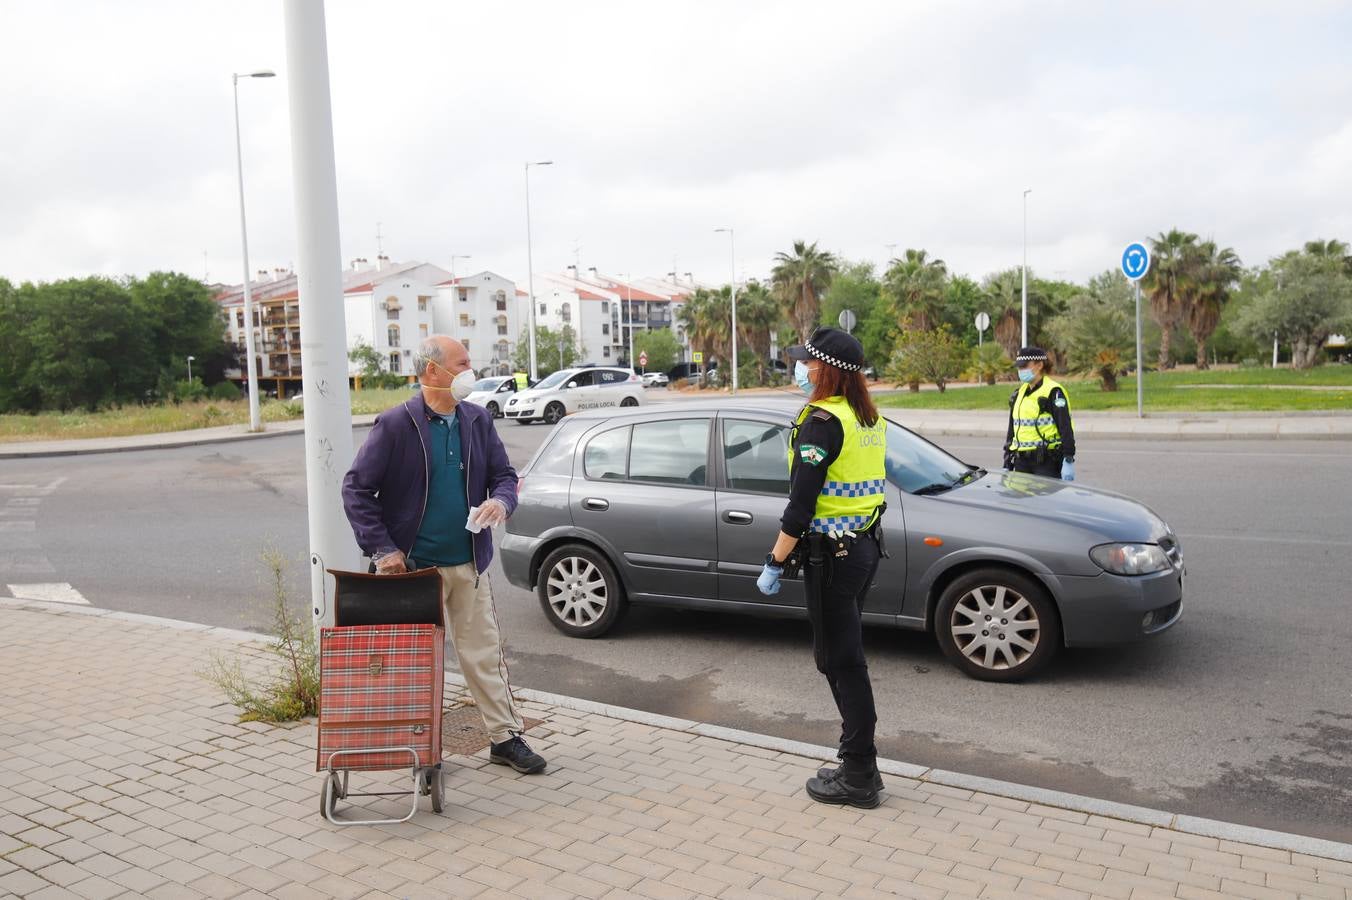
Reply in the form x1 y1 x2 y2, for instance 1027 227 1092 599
1003 346 1077 481
756 327 889 809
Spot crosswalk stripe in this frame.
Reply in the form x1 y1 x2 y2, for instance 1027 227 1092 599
7 583 89 605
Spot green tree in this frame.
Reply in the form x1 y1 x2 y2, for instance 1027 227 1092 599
966 342 1010 385
1185 241 1242 369
128 272 227 384
511 325 585 376
771 240 839 342
676 287 731 387
938 274 986 343
1303 238 1352 276
732 280 784 386
1143 228 1200 369
1236 251 1352 369
1047 271 1137 391
0 278 40 412
348 338 404 389
633 327 681 374
981 268 1052 359
887 324 968 392
883 249 948 332
821 261 892 367
18 277 155 411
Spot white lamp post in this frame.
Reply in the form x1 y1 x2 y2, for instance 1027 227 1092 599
524 161 553 381
714 226 738 395
232 69 275 431
1021 188 1031 347
186 355 195 382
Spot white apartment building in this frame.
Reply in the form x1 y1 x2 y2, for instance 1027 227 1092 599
216 256 525 390
530 268 691 368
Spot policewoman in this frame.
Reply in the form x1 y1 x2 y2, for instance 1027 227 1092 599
1003 346 1077 481
756 327 888 809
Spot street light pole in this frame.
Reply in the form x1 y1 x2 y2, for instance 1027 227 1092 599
1021 188 1031 347
524 160 553 381
715 226 738 395
186 355 195 382
232 69 275 432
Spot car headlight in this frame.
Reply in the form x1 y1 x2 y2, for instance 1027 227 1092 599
1090 543 1171 576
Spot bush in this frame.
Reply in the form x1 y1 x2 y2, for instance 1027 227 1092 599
208 380 241 401
966 343 1009 385
202 548 318 723
1240 357 1262 369
887 326 968 392
173 378 208 404
365 372 406 390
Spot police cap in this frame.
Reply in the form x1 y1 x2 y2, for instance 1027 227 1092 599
786 327 865 373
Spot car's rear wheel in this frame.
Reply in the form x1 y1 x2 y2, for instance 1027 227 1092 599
620 396 639 407
543 402 566 425
537 544 627 638
934 567 1060 682
487 401 501 418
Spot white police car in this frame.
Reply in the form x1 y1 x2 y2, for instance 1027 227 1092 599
504 367 644 425
463 376 519 418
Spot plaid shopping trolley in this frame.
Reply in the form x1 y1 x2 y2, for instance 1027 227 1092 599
317 567 445 825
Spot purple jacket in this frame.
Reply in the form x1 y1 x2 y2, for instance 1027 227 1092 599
342 395 518 574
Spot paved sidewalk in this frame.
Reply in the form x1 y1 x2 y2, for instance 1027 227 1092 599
3 602 1352 900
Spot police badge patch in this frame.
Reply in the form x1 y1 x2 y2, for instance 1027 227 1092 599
1054 396 1067 408
799 444 827 466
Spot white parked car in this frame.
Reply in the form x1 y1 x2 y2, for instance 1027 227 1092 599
464 376 520 418
504 367 644 425
641 372 669 387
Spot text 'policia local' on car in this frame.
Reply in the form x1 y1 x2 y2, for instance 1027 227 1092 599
505 366 644 426
502 402 1184 681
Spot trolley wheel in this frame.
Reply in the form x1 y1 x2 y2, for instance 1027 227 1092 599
430 767 444 814
320 773 339 820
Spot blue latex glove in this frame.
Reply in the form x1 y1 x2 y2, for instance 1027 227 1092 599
756 563 782 596
1061 459 1076 482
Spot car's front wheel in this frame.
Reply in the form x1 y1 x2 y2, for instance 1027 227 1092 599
537 544 627 638
543 402 566 425
934 567 1060 682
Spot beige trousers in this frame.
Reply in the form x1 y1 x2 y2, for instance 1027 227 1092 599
436 563 523 743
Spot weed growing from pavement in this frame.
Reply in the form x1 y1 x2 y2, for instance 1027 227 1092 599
202 547 319 723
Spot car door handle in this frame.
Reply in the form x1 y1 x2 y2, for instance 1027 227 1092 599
723 510 753 525
582 498 609 511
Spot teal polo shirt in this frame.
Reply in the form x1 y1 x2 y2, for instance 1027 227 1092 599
410 410 474 567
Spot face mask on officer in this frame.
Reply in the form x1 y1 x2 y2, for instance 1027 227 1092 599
794 361 815 394
1017 367 1035 384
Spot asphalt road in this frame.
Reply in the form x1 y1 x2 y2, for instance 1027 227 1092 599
4 404 1351 843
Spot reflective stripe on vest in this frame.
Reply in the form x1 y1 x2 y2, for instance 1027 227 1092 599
790 396 887 533
1008 377 1070 453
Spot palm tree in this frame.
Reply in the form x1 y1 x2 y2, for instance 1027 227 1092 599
883 249 948 332
732 280 783 386
980 268 1026 359
770 240 838 342
1304 239 1352 276
1186 241 1241 369
676 287 731 387
1142 229 1200 369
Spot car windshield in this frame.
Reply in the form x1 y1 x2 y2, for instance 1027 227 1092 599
473 377 506 392
532 370 574 390
882 417 981 495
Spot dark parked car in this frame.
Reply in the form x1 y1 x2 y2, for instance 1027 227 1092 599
502 402 1184 681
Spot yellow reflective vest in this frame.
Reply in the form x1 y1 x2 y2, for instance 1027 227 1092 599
790 396 887 533
1007 377 1071 452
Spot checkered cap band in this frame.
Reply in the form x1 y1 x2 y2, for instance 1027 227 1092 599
806 340 862 372
1015 351 1048 363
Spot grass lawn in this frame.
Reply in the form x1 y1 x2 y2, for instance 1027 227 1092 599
878 366 1352 412
0 388 413 443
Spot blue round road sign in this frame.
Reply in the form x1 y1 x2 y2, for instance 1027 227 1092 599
1121 242 1150 281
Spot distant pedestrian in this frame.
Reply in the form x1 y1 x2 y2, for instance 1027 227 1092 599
1003 347 1077 481
342 334 547 775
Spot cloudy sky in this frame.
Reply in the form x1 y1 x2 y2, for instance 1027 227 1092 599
2 1 1350 290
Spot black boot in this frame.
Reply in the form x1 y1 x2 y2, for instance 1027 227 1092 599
816 756 884 792
806 756 882 809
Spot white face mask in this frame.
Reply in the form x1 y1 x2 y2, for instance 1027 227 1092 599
420 359 476 401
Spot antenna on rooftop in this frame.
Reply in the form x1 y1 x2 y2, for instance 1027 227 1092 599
376 221 384 256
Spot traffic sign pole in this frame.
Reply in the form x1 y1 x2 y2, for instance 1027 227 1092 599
1120 242 1151 420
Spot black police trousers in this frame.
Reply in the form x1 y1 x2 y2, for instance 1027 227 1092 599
1010 449 1063 478
804 532 881 762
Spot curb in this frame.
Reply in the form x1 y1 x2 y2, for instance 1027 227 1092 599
0 415 380 459
4 595 1351 864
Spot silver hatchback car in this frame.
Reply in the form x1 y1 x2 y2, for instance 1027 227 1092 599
501 403 1184 681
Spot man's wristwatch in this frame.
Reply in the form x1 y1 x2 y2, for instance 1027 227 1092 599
764 552 784 569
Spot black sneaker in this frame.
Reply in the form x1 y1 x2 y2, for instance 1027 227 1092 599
806 761 882 809
816 759 884 792
489 735 547 774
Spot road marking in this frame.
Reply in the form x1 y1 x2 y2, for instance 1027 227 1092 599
7 583 88 605
940 443 1352 460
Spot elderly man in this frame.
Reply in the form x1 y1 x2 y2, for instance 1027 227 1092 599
342 334 546 774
